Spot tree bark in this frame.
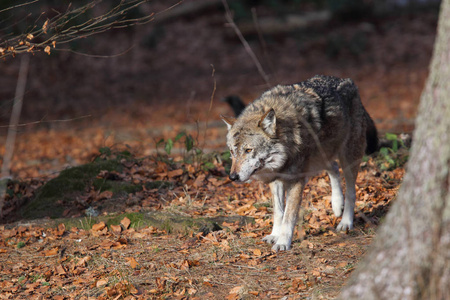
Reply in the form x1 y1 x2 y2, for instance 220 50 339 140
339 1 450 299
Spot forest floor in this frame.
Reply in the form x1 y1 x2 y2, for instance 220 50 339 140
0 113 408 299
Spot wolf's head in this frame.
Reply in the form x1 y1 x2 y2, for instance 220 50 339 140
221 108 287 182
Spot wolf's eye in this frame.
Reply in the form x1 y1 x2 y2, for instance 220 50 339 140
245 149 253 153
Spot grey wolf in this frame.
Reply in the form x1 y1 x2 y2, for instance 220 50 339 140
221 75 378 251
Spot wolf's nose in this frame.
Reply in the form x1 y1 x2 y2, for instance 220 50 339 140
229 172 239 181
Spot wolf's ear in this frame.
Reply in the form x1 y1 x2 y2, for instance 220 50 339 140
259 108 276 136
221 115 236 130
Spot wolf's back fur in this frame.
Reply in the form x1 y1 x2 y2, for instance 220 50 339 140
241 75 378 161
222 75 378 251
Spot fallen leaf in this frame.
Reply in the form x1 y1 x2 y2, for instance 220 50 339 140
121 217 131 229
193 174 206 188
112 237 128 249
55 265 66 276
235 203 256 215
97 190 113 200
220 239 231 251
230 286 244 294
251 248 262 256
56 223 66 236
96 279 108 287
174 287 186 296
126 257 139 269
110 224 122 234
227 285 246 299
76 256 91 267
92 222 106 232
43 247 59 257
168 169 183 178
187 288 197 295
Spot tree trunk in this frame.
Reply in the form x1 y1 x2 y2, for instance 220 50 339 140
339 1 450 299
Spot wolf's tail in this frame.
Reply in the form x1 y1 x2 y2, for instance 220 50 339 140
365 111 379 155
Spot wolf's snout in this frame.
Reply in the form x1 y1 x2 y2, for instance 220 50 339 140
229 172 240 181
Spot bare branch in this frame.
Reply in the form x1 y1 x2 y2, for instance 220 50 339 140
0 0 181 59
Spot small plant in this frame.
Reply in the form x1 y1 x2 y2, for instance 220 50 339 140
155 131 230 173
95 146 134 162
17 276 26 285
156 132 195 156
377 133 409 171
16 241 26 249
31 274 44 283
344 263 354 270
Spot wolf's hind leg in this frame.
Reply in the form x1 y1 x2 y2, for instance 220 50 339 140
336 154 361 231
263 180 285 245
326 161 344 217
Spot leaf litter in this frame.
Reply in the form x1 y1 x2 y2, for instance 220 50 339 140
0 136 405 299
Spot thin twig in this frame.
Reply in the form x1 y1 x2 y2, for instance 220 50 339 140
0 54 30 217
0 0 39 14
0 114 92 128
56 45 135 58
251 7 275 78
221 0 271 88
202 65 217 149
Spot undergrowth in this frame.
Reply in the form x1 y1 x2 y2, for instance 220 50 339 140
376 133 409 171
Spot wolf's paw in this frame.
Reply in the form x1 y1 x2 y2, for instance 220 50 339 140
272 242 291 252
262 234 278 244
336 220 354 232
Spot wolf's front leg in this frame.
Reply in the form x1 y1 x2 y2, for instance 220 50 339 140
272 180 305 252
262 181 285 245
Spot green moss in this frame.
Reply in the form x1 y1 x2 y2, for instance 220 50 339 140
145 181 174 190
92 178 142 194
21 159 123 219
61 217 98 231
105 212 145 229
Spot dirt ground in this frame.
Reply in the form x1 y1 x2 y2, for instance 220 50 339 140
0 1 438 299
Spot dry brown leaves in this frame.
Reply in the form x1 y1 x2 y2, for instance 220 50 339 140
0 149 404 299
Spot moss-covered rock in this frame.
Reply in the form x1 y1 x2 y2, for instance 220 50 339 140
21 159 126 219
